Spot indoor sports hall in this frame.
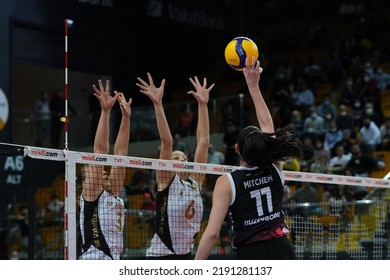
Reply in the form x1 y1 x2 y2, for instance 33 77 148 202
2 0 390 261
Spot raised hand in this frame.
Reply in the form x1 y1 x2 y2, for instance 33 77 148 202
117 91 132 118
188 76 215 105
136 72 166 105
92 79 119 111
243 57 263 89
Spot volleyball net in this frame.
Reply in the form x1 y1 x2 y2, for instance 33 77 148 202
2 143 390 260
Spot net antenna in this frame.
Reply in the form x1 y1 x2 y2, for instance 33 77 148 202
64 18 74 260
64 19 73 151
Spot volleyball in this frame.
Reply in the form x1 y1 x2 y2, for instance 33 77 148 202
224 37 259 71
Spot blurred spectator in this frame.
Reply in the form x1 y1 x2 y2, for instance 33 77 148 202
141 192 156 211
363 101 383 127
303 106 325 137
301 136 315 167
304 56 321 75
374 67 390 91
44 193 64 225
356 72 379 107
313 137 331 163
359 115 381 151
207 143 225 165
350 95 365 129
333 129 354 157
336 104 355 132
363 62 375 80
324 120 343 152
176 104 194 137
310 153 330 175
290 109 305 139
317 95 337 121
339 77 357 107
32 91 51 147
354 131 374 155
293 182 318 204
172 133 189 157
328 144 351 175
302 121 319 143
294 81 315 116
5 203 44 259
346 143 378 177
378 117 390 150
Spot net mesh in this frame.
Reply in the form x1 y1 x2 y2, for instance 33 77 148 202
1 144 390 260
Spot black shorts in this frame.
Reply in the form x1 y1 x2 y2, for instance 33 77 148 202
235 236 296 260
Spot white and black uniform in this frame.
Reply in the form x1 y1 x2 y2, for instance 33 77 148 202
146 174 203 258
79 190 125 260
227 164 289 250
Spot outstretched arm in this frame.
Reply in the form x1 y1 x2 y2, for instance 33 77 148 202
110 92 132 196
195 174 231 259
243 58 274 134
243 58 281 170
188 76 215 186
83 79 119 201
93 80 119 154
136 73 174 189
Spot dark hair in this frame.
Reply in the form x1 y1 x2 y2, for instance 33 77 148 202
237 125 303 167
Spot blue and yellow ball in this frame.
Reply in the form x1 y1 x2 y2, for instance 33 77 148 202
224 37 259 71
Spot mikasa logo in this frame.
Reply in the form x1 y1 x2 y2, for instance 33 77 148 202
147 0 225 30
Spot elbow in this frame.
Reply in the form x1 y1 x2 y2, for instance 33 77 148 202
197 137 210 149
204 228 220 242
161 136 173 147
94 144 109 154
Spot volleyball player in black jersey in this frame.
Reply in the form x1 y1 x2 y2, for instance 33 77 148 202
195 58 303 260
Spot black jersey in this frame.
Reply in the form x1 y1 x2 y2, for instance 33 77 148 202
227 165 289 249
